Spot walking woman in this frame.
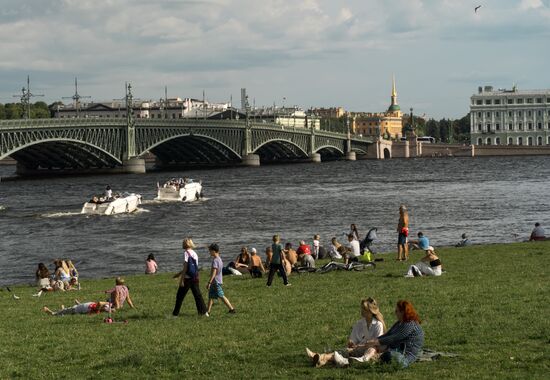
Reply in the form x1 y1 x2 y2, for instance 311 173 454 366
172 238 208 317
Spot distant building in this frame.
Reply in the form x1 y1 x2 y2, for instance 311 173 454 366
53 97 230 119
310 107 346 119
470 86 550 146
352 77 403 139
250 107 320 130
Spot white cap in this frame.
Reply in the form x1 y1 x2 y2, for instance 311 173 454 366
251 247 257 253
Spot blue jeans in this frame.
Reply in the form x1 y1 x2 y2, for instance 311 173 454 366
380 349 411 368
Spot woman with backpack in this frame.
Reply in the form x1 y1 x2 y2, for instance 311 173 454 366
172 238 208 317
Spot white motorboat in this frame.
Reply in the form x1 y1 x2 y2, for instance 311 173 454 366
156 178 203 202
81 193 142 215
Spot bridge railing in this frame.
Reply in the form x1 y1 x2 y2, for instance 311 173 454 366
0 118 125 129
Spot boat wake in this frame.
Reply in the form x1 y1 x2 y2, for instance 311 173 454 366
40 211 82 218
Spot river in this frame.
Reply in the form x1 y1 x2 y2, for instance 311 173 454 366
0 156 549 286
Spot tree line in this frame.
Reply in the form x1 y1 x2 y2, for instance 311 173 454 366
403 114 471 144
0 102 52 119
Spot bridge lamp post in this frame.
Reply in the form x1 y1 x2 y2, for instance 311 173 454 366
345 112 356 161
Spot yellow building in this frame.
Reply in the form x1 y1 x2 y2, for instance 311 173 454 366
353 77 403 139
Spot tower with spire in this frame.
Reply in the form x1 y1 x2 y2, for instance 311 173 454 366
388 75 401 115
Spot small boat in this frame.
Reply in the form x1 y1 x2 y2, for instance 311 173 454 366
81 193 142 215
156 178 203 202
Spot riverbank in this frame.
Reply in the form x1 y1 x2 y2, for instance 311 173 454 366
1 242 548 379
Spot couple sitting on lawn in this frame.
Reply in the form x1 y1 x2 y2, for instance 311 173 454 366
306 298 424 369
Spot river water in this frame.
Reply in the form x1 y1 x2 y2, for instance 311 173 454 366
0 156 549 286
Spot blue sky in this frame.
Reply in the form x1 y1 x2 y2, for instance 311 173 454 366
0 0 549 118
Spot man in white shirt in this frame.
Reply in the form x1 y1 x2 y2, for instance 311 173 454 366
345 234 361 265
529 223 546 241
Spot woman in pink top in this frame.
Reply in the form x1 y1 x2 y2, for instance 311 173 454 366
105 277 135 310
145 254 158 274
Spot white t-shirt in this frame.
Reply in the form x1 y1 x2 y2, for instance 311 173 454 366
105 189 113 199
349 318 384 345
532 226 545 238
329 244 342 259
348 240 361 257
183 249 199 279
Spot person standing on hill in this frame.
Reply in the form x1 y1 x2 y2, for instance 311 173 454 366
397 205 409 261
267 235 291 287
172 238 208 317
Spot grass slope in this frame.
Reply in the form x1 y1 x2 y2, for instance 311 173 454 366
1 242 549 379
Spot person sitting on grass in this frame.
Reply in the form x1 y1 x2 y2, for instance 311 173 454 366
306 297 386 368
249 248 266 278
328 237 344 260
66 260 80 289
145 253 158 274
206 243 236 315
455 233 471 247
529 223 546 241
233 246 252 274
42 299 111 316
104 277 135 310
283 243 298 267
404 247 442 277
344 234 361 265
409 232 430 251
345 300 424 369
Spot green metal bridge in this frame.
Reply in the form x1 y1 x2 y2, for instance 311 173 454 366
0 118 374 175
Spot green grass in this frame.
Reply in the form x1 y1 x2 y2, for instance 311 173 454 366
1 242 549 379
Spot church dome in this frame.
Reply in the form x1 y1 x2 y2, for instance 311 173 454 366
388 104 401 112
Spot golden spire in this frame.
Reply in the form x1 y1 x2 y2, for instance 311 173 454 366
392 75 397 98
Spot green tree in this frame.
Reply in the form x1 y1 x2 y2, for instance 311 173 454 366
0 104 5 119
31 101 50 119
425 119 440 140
4 103 24 119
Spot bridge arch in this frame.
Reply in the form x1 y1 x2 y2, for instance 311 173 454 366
2 138 122 170
140 133 242 165
253 139 309 161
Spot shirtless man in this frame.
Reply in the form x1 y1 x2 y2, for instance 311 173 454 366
397 205 409 261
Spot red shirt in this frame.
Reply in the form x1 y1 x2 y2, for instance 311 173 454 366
297 244 311 255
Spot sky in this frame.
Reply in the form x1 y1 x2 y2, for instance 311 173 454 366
0 0 549 119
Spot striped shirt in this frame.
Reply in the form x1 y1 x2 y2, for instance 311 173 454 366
378 321 424 363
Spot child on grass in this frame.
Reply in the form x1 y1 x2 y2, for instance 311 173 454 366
206 243 236 315
145 253 158 274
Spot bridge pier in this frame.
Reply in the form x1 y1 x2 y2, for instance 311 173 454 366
120 158 146 174
345 151 356 161
309 153 321 163
241 154 260 166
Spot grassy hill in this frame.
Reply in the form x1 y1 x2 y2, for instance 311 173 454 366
1 242 549 379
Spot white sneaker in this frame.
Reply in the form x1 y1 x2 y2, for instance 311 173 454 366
33 292 42 297
333 351 349 367
204 312 210 317
350 356 366 363
404 274 414 278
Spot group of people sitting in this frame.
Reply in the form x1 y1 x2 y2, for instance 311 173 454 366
161 177 191 191
306 298 424 369
88 185 117 204
222 224 379 278
405 232 443 277
34 259 80 297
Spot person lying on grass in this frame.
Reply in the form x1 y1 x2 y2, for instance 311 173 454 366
42 299 111 316
306 297 386 368
338 300 424 369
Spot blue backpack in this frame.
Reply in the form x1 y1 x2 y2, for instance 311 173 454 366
186 253 199 279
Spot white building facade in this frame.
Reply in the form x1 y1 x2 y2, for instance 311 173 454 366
470 86 550 146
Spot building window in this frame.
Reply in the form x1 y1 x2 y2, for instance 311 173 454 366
538 136 543 145
485 99 492 105
508 137 513 145
495 99 501 105
519 123 523 130
518 137 523 145
496 112 500 117
528 123 533 130
478 112 482 118
527 98 533 104
538 123 542 130
496 123 500 130
528 137 533 146
508 123 513 130
476 100 482 105
478 123 482 131
507 99 514 104
486 112 491 117
536 98 543 103
517 99 524 104
528 111 532 117
495 137 501 145
508 111 512 117
486 123 491 132
477 138 483 145
486 138 492 145
518 111 522 117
